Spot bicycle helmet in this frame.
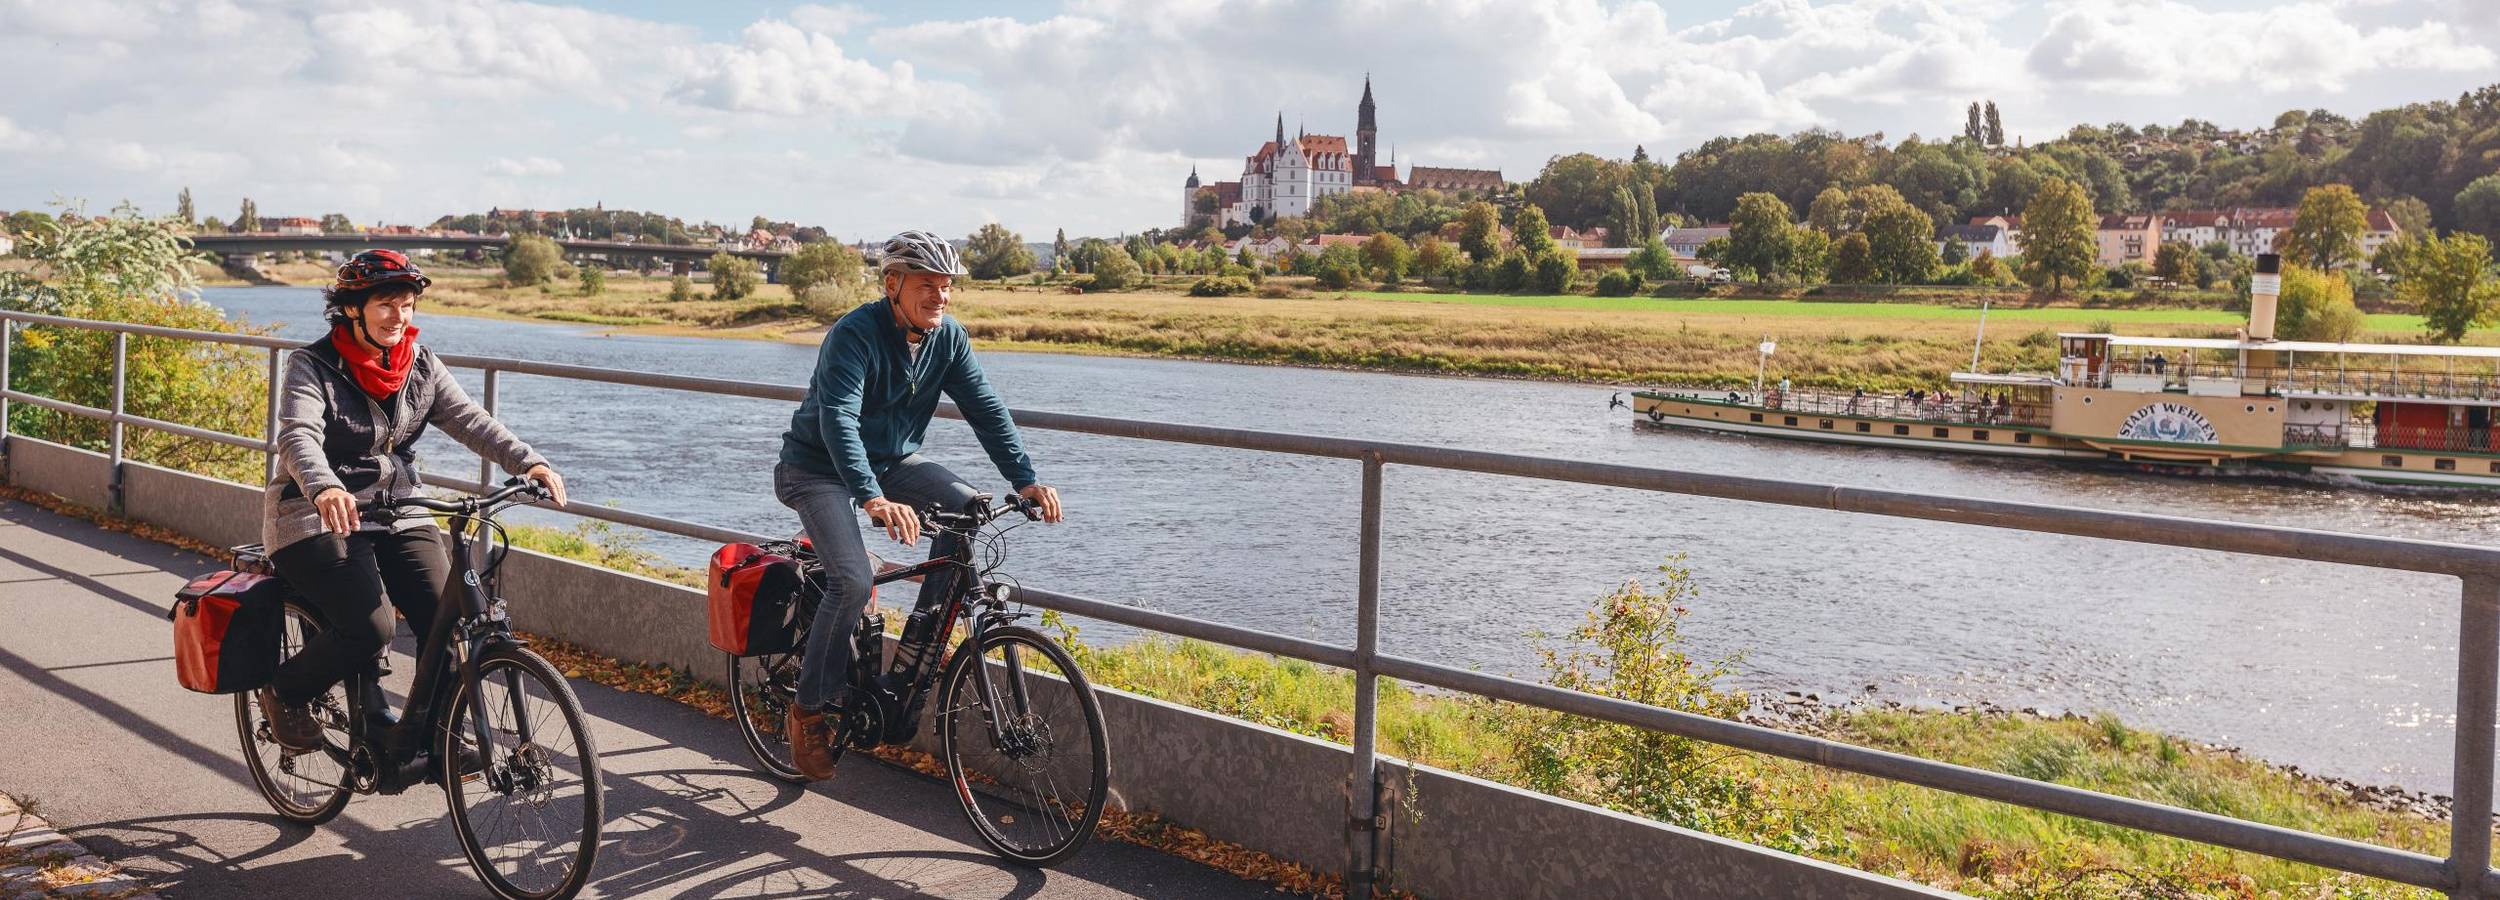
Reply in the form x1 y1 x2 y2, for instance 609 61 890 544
332 248 431 292
878 230 969 278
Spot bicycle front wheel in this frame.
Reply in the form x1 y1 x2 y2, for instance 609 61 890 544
441 645 604 900
937 625 1109 867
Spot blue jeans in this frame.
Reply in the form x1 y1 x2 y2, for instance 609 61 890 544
773 456 978 711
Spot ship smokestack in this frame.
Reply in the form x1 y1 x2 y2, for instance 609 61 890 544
2248 253 2281 342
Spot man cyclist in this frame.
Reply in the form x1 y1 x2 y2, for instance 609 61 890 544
775 229 1063 781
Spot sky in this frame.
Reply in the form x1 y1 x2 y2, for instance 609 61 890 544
3 0 2497 241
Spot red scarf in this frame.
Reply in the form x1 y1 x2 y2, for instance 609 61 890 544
330 323 419 399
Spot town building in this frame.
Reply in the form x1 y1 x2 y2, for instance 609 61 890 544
1942 223 2018 260
2361 208 2405 260
2095 213 2159 267
266 216 322 236
1660 225 1730 258
1185 77 1503 228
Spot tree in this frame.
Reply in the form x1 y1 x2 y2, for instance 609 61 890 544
1725 192 1796 283
964 223 1036 279
200 215 225 234
2279 184 2367 269
1361 232 1412 283
1053 228 1070 262
2455 175 2500 242
667 275 694 302
707 252 760 300
1087 246 1140 291
236 198 260 233
577 266 606 296
1494 251 1533 292
319 213 354 234
2399 231 2498 343
782 241 866 298
1457 201 1503 260
4 210 54 236
1532 249 1578 294
1829 232 1876 283
1938 235 1966 265
2153 241 2197 286
1513 204 1558 260
1411 234 1460 280
1970 247 2002 282
1314 244 1366 289
2273 265 2365 342
0 203 268 482
2019 177 2097 293
1964 102 1985 144
504 233 565 285
1524 153 1626 229
1805 187 1850 236
1984 101 2004 146
2382 195 2433 238
1626 239 1677 282
1861 203 1937 284
175 187 193 225
1789 227 1831 283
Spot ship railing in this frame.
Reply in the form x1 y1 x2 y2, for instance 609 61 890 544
1650 387 2051 428
12 309 2500 896
2341 420 2500 453
2107 360 2500 402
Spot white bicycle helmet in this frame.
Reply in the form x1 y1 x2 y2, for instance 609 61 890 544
879 230 969 278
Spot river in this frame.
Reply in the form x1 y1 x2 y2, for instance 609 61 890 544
202 285 2498 795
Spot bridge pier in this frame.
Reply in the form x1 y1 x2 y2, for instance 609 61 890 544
219 254 275 285
672 259 692 277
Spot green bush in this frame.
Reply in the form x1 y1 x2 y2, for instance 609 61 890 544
1085 246 1141 291
1494 251 1533 292
1532 250 1577 294
577 266 606 296
1593 269 1643 297
706 252 760 300
781 242 866 298
503 233 564 286
667 275 694 302
1188 275 1255 297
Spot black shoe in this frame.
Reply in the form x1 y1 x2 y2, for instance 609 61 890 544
256 687 326 753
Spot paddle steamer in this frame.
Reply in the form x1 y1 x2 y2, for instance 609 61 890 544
1631 255 2500 488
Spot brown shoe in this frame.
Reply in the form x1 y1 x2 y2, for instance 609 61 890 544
256 687 325 753
787 703 839 781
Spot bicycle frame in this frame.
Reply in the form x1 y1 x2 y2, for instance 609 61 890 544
325 509 531 794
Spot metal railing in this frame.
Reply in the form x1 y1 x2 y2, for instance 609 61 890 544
2106 360 2500 403
6 308 2500 897
2281 421 2500 454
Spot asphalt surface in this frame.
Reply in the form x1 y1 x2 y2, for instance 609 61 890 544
0 498 1279 899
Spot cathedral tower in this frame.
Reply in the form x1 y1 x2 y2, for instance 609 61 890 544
1354 74 1379 185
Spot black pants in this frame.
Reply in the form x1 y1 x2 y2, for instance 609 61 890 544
268 527 450 707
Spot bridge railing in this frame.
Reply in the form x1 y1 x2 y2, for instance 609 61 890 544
5 308 2500 897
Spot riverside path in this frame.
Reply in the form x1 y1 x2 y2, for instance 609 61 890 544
0 497 1272 899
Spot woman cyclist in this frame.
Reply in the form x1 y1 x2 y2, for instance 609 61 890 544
254 249 569 755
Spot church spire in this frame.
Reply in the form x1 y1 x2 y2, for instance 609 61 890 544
1358 72 1377 132
1275 112 1284 149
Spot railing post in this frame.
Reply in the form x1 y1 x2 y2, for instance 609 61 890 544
263 346 282 484
478 367 498 487
2453 576 2500 899
108 331 127 512
1347 449 1384 898
1 318 13 457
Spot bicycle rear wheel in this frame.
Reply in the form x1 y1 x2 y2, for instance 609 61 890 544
937 625 1109 867
442 645 603 900
727 647 810 782
234 601 353 824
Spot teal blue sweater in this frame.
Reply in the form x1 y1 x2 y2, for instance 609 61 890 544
780 299 1036 504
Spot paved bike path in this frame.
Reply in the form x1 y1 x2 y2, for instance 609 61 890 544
0 498 1279 899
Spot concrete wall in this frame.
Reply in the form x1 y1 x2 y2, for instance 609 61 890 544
0 435 1966 899
4 437 114 512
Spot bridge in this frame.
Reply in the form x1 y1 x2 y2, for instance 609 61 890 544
190 232 807 281
4 309 2500 898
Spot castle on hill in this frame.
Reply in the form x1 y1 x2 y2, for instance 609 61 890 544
1183 77 1505 229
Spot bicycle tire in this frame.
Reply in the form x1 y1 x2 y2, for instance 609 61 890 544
936 625 1109 867
234 601 354 824
441 645 604 900
727 648 812 783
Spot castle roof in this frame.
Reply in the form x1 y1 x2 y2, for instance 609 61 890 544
1404 166 1504 192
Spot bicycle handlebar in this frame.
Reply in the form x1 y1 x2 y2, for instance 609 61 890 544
358 478 549 520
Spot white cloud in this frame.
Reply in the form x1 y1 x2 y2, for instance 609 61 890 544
0 115 58 153
2027 1 2495 94
487 157 566 177
665 18 957 116
789 3 878 35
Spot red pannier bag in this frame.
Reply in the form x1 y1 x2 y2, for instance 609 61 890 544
170 570 287 694
708 543 807 656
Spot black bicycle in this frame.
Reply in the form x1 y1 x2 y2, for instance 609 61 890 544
725 493 1109 867
231 478 604 900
